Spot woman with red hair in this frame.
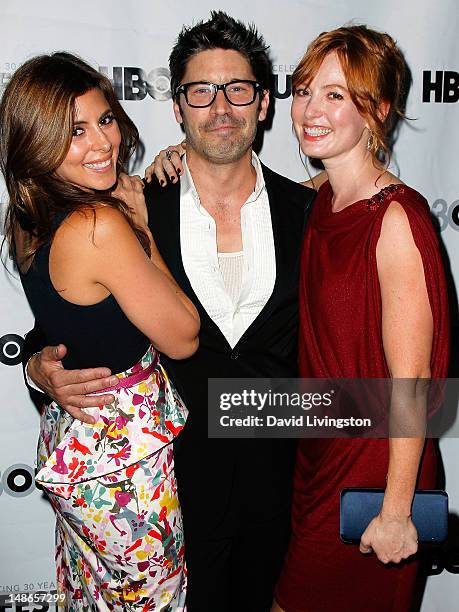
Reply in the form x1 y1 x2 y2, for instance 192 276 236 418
273 25 449 612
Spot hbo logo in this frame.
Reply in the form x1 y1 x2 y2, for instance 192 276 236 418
0 464 35 498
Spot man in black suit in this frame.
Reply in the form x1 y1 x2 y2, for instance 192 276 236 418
24 11 315 611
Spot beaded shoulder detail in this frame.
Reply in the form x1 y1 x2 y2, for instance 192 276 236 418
366 183 406 211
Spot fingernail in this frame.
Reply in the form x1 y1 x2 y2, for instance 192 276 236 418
160 180 165 186
177 169 182 175
171 177 176 183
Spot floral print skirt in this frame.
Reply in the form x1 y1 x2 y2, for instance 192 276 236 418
35 346 188 611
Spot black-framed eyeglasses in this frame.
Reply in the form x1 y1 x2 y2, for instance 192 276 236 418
175 80 262 108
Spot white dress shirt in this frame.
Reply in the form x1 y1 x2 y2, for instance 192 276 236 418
180 153 276 348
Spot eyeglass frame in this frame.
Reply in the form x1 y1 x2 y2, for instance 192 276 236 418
174 79 263 108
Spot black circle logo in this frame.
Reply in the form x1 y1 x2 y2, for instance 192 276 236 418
1 464 35 497
0 333 24 366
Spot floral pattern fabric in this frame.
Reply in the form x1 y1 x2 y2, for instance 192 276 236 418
36 346 188 610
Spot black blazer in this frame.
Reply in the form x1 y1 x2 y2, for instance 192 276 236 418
145 164 315 536
23 164 315 537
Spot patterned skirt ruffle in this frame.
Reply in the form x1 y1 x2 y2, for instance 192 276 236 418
36 346 188 610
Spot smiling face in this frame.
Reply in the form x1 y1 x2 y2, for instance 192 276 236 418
291 52 369 164
55 88 121 190
173 48 269 164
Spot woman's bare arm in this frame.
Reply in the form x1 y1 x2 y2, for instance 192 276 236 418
51 206 200 360
360 201 433 564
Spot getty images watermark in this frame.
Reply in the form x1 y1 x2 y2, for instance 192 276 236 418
218 388 370 430
208 378 456 438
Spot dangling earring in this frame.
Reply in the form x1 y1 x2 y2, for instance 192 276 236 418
366 130 374 151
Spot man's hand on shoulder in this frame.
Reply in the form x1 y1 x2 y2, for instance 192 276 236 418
27 344 117 424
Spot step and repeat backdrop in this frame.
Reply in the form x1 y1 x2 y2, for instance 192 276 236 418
0 0 458 609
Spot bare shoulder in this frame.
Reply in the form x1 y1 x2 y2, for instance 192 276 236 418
90 206 133 243
378 200 418 258
300 170 328 191
53 206 135 258
66 205 131 239
369 172 404 197
381 200 410 229
381 170 403 186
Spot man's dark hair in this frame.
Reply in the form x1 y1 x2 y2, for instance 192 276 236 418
169 11 271 97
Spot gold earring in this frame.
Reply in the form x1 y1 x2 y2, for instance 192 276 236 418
366 130 374 151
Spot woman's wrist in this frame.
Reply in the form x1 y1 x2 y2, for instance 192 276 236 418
380 506 412 521
381 492 413 520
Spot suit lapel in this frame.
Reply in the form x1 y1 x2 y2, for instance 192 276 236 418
147 180 192 295
235 165 311 346
147 180 232 347
235 168 290 344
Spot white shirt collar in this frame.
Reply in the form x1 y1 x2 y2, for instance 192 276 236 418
181 151 266 212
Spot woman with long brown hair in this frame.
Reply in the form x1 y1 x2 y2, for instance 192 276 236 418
0 52 199 610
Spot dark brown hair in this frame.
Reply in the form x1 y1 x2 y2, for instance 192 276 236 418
292 25 407 164
0 52 149 266
169 10 271 97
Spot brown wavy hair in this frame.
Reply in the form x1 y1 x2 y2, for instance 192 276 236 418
0 52 149 267
292 25 408 165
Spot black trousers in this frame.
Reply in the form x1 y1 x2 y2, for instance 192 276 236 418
184 510 291 612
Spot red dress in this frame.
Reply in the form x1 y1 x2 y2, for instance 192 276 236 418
275 182 450 612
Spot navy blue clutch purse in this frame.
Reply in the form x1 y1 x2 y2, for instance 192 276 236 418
340 488 448 544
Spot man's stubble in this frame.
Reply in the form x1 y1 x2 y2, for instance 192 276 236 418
181 111 258 165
